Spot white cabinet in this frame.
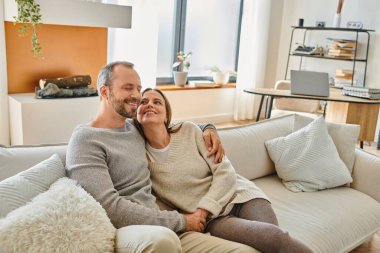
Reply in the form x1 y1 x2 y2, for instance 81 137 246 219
9 93 99 145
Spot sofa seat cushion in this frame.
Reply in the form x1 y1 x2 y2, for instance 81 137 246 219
254 175 380 253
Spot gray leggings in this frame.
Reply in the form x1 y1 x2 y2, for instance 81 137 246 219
205 199 313 253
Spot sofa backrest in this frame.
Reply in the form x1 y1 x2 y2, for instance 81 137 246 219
218 115 294 180
0 145 67 181
1 115 296 182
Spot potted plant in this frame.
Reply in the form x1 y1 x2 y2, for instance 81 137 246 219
172 51 191 87
208 66 237 85
14 0 43 57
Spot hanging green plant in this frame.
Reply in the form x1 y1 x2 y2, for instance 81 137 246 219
13 0 43 57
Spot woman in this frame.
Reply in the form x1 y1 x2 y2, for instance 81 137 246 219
136 88 312 253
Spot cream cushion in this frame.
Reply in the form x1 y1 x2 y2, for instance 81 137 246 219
0 154 66 217
255 175 380 253
265 116 352 192
0 177 115 253
293 114 360 173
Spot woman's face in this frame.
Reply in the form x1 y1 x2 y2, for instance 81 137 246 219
137 90 167 126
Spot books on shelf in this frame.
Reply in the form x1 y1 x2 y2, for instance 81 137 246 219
336 69 353 76
334 79 357 88
327 37 357 48
334 69 355 87
327 37 356 59
342 86 380 99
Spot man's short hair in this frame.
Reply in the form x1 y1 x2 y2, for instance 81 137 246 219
97 61 134 95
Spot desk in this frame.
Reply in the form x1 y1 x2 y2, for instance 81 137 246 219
244 88 380 145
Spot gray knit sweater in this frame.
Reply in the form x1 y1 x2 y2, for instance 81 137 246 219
148 122 269 218
66 119 186 232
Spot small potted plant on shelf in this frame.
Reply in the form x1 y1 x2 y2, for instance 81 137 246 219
207 66 237 85
172 51 192 87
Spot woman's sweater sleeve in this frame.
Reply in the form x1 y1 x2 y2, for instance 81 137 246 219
192 123 237 217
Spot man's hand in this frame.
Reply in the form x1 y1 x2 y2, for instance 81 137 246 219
203 128 225 163
194 208 211 220
184 212 206 232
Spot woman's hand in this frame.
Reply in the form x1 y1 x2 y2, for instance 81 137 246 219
194 208 211 220
184 212 207 232
202 128 225 163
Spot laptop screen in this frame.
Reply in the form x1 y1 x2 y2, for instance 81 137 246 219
290 70 330 97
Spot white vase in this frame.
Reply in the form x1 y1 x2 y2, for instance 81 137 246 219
212 72 230 85
333 13 341 28
173 71 188 87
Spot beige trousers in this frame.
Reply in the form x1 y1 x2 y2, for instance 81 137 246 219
115 225 258 253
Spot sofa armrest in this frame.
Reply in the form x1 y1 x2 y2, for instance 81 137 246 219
351 148 380 202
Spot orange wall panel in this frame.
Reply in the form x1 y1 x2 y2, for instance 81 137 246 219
5 22 107 94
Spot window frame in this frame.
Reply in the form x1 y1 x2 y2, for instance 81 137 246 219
156 0 243 84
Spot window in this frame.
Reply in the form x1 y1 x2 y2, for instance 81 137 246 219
156 0 242 84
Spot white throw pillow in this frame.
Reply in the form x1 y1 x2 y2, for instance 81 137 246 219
265 116 353 192
293 114 360 173
0 177 115 253
0 153 66 218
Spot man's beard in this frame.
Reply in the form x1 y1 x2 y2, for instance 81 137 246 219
109 92 137 118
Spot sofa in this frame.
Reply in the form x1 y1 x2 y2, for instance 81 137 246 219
1 114 380 253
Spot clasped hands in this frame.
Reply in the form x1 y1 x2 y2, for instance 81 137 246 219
185 208 211 232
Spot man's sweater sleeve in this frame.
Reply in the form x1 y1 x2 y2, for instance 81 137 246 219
191 123 237 217
65 129 186 232
196 123 216 132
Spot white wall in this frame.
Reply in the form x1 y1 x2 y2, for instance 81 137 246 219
275 0 379 86
163 89 235 124
0 0 10 145
274 0 380 141
107 0 158 87
264 0 285 88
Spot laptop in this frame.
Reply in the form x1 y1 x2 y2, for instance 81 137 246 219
290 70 330 97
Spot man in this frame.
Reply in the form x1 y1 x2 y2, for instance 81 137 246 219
66 61 257 252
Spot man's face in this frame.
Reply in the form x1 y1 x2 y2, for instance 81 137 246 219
106 65 142 118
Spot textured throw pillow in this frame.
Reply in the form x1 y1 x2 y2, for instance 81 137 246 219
0 153 66 218
293 114 360 173
265 116 353 192
0 177 115 253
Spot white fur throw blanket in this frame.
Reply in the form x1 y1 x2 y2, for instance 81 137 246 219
0 177 115 253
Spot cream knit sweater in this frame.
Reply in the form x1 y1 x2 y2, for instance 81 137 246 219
148 121 269 218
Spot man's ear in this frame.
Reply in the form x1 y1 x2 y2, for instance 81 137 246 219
99 85 108 100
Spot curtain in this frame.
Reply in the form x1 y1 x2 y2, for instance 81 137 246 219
234 0 272 120
0 0 10 146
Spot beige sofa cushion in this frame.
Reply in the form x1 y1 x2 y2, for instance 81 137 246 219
265 116 352 192
293 114 360 173
218 115 294 180
255 175 380 253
